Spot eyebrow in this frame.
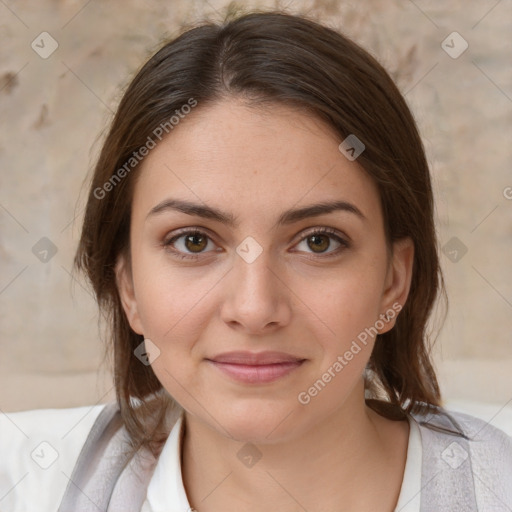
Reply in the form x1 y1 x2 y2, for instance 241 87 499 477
146 198 366 227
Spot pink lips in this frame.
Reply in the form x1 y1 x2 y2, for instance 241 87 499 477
206 351 306 384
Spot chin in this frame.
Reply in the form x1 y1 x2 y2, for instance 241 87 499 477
214 402 305 444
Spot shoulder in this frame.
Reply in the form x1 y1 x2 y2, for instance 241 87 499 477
413 406 512 463
442 408 512 472
445 408 512 441
412 406 512 509
0 402 107 512
416 406 512 452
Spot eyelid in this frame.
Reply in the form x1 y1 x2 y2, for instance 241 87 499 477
293 226 351 245
163 226 217 244
162 227 220 258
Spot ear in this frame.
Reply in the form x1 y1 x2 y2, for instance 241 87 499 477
378 237 414 334
115 253 144 335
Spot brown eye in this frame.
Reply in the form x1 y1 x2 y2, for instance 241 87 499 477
307 234 330 253
294 228 349 257
184 233 207 252
163 229 217 259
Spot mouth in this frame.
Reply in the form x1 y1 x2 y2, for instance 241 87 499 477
205 351 306 384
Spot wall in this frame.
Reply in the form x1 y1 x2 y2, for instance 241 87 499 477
1 0 511 417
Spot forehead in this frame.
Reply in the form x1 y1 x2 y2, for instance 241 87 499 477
132 99 381 226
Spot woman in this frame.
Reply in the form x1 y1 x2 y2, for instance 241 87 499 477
1 10 511 512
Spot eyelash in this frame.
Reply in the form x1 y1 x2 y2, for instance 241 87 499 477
162 227 350 261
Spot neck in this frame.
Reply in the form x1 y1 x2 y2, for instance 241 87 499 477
180 383 409 512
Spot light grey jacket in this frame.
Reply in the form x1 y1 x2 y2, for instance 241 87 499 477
57 402 512 511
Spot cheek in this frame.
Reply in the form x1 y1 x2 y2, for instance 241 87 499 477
131 239 208 323
292 268 383 416
132 262 219 405
134 269 217 344
301 259 386 349
130 249 224 372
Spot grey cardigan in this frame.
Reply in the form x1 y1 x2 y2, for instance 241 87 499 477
57 402 512 511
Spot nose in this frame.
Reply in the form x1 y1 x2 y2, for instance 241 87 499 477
220 248 292 335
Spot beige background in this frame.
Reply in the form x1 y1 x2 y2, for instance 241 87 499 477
0 0 511 424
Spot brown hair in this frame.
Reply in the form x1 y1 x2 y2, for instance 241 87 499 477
74 10 445 457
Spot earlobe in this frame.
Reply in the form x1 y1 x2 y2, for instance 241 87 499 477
379 237 414 334
115 254 144 335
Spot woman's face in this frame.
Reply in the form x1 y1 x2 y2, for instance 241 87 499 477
116 98 413 443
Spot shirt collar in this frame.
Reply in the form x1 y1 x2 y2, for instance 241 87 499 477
144 410 192 512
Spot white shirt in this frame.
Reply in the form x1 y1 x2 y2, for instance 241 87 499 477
0 404 421 512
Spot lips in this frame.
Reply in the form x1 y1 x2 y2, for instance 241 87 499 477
207 350 305 365
206 351 306 384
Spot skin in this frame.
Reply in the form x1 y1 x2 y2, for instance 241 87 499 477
116 98 414 512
